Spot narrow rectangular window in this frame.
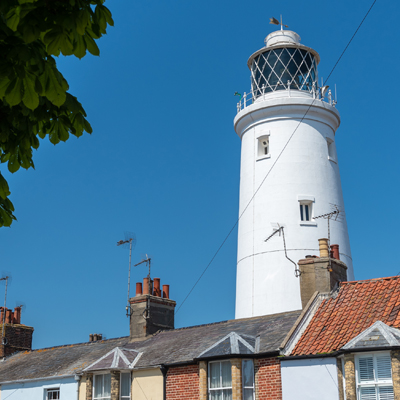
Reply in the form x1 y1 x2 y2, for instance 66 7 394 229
299 203 311 221
242 360 254 400
209 361 232 400
257 135 270 158
120 372 131 400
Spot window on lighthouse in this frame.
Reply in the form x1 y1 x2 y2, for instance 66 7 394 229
300 202 311 221
257 135 270 158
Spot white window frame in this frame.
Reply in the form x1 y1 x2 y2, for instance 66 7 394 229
298 196 317 226
93 373 112 400
242 359 255 400
46 388 60 400
208 360 232 400
120 371 131 400
327 138 337 163
256 133 270 161
355 352 394 400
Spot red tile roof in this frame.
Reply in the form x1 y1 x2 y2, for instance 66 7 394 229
292 276 400 356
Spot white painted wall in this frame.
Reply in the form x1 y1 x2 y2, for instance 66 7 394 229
281 358 340 400
1 376 78 400
234 74 353 319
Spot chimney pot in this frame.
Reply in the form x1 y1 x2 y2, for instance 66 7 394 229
89 334 94 342
136 282 143 296
162 284 170 299
143 278 150 295
14 307 21 324
5 309 12 324
154 278 161 297
93 333 98 341
318 238 329 258
331 244 340 260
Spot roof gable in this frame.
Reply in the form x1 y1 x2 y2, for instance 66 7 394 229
292 276 400 356
197 332 259 358
342 321 400 350
84 347 142 372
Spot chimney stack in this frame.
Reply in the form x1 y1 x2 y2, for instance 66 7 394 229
129 277 176 341
298 239 348 308
0 306 34 358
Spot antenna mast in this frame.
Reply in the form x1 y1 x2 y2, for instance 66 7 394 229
0 276 9 345
134 255 151 319
117 232 136 317
314 204 343 271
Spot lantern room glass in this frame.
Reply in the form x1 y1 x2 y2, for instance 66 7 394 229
251 47 318 98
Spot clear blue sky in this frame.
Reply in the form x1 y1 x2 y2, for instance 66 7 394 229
1 0 399 350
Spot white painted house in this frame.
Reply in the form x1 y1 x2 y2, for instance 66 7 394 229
234 28 353 319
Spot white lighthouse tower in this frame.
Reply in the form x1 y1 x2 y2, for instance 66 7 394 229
234 28 354 319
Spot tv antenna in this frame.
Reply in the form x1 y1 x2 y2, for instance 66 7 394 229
265 225 300 277
134 255 152 319
314 204 343 271
116 232 136 318
0 275 10 345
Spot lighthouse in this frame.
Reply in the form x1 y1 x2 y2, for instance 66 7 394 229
234 28 354 319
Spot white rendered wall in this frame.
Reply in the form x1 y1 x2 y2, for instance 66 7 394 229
1 377 78 400
281 358 340 400
234 92 353 318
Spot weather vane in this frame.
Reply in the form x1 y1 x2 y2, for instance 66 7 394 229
269 16 288 30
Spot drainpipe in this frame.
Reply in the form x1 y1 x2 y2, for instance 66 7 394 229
74 374 81 400
160 365 168 400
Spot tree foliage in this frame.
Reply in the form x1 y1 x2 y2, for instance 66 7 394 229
0 0 113 227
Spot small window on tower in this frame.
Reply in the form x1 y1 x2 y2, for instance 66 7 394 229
257 135 270 159
300 203 311 221
327 138 336 162
297 197 316 226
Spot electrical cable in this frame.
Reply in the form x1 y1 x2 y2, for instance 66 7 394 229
172 3 377 320
173 0 377 318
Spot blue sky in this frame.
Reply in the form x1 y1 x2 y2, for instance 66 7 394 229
1 0 399 349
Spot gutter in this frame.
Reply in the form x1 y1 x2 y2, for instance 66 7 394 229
281 345 400 361
0 374 77 386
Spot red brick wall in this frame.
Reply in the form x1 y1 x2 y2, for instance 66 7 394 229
0 325 34 357
166 364 199 400
255 358 282 400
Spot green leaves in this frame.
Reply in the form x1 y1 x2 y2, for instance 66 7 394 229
0 174 16 228
0 0 113 227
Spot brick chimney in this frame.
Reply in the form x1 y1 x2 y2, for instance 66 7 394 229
129 277 176 341
0 307 34 358
298 239 347 308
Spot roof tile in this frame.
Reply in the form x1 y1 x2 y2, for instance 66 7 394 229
292 276 400 355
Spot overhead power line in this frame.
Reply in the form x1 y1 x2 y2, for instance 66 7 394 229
173 1 377 318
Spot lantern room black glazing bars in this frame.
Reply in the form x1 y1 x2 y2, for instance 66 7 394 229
250 47 318 97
